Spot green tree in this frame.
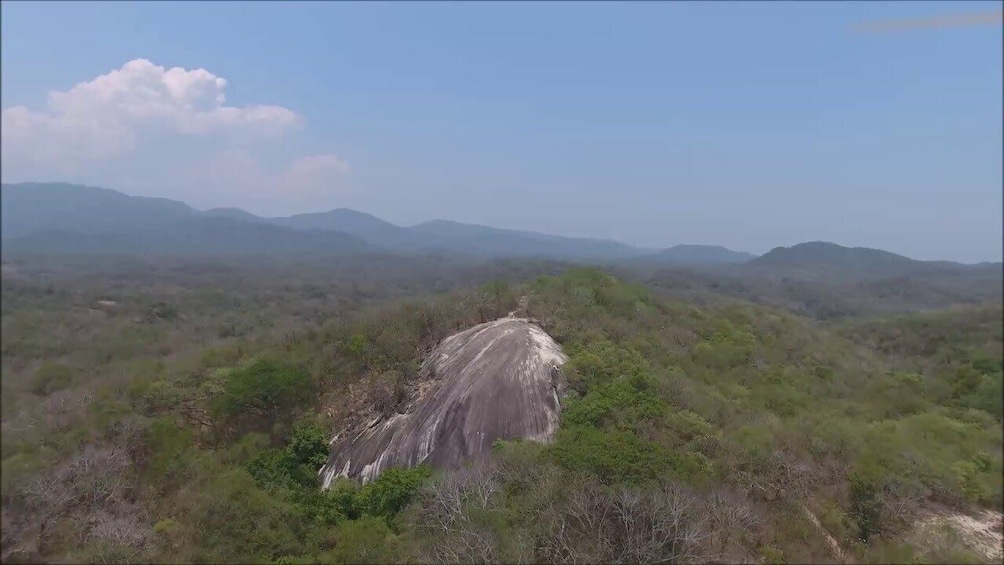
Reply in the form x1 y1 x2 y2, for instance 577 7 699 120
211 359 314 429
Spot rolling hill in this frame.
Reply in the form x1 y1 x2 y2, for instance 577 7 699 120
742 241 984 279
638 244 756 265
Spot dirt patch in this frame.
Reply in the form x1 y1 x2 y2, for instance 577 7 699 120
914 505 1003 562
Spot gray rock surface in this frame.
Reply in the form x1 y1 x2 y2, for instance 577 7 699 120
321 317 567 486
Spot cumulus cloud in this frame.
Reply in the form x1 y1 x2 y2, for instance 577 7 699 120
1 59 352 211
1 58 301 173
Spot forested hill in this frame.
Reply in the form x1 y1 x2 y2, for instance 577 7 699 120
1 260 1000 563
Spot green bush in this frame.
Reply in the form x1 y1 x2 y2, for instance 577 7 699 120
354 466 432 518
248 448 305 491
315 478 360 524
30 362 75 396
949 365 983 399
550 426 677 484
661 409 716 449
346 335 368 358
849 471 881 541
327 516 409 564
563 341 650 387
562 379 665 431
287 423 329 470
187 466 307 562
960 372 1003 418
247 423 330 491
144 417 194 483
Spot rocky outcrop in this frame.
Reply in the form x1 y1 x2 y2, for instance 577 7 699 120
321 317 567 486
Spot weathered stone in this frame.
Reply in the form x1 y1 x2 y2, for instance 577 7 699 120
321 317 567 486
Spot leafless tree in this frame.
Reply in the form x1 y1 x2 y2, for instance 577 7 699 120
422 476 466 534
878 477 927 534
413 442 760 564
107 415 149 463
544 480 615 563
455 459 502 510
6 445 138 558
538 480 712 564
453 295 474 328
609 483 709 564
87 510 151 552
731 447 815 503
707 487 762 555
415 459 507 563
40 389 76 431
417 300 450 349
475 291 497 324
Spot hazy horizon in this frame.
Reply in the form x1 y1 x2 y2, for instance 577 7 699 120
2 2 1001 262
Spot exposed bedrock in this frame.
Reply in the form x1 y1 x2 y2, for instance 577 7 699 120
321 317 567 486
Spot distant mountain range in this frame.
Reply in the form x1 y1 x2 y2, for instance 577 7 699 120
1 183 650 261
2 183 998 274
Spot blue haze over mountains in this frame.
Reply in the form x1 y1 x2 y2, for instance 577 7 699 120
2 183 1000 276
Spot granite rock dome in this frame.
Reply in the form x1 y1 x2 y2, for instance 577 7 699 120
321 316 567 486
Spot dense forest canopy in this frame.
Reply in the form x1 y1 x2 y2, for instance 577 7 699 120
1 254 1001 564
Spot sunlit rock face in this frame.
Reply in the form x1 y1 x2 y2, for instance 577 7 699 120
321 317 567 486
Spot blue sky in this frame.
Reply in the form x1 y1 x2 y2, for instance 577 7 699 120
2 1 1001 262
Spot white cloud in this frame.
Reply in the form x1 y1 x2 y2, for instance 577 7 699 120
1 58 301 173
1 59 352 211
